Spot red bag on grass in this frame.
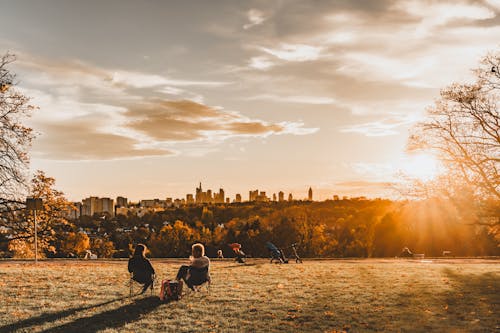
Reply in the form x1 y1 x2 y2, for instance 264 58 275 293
160 279 182 301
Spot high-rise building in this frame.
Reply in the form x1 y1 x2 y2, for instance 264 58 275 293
196 182 204 203
196 183 216 203
64 202 81 219
235 194 242 203
186 194 194 204
116 196 128 208
278 191 284 202
82 197 114 216
288 193 293 201
257 191 268 202
249 190 258 201
82 196 99 216
308 187 313 201
100 197 114 216
273 193 277 201
219 188 225 203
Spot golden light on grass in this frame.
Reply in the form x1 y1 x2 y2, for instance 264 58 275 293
0 259 498 332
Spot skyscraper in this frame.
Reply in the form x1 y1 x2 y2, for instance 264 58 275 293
308 187 313 201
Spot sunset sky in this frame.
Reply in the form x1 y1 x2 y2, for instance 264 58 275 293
1 0 499 201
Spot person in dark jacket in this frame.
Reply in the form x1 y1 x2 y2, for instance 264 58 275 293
128 244 155 294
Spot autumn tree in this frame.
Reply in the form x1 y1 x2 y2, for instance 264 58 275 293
57 231 90 257
149 220 195 257
7 171 75 257
0 53 36 210
409 50 499 200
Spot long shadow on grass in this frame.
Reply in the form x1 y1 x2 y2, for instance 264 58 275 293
39 296 162 333
442 268 499 327
0 296 127 333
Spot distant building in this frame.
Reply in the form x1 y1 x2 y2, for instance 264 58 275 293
100 198 114 216
196 183 213 203
249 189 258 201
235 194 242 203
273 193 277 201
186 194 194 204
219 188 225 203
140 199 165 208
116 196 128 208
64 202 81 219
333 195 340 201
288 193 293 201
195 183 225 204
257 191 268 202
82 196 98 216
278 191 284 202
82 197 114 216
214 188 225 203
308 187 313 201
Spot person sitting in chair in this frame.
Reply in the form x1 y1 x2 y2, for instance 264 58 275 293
176 243 211 292
128 244 155 294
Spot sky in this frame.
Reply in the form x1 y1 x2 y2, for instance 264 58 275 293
0 0 499 202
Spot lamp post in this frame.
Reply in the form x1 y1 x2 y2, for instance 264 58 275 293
26 197 43 263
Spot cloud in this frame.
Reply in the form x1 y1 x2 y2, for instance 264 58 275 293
340 121 400 137
485 0 500 11
340 113 417 137
243 9 267 30
259 44 323 62
393 0 495 35
110 70 230 88
14 56 317 160
248 56 274 70
246 94 335 105
126 99 317 142
32 120 172 161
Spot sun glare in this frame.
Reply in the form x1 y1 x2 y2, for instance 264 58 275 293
400 153 441 181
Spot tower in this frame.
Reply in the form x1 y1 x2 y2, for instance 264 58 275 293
308 187 313 201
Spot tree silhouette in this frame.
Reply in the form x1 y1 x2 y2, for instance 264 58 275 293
409 50 499 200
0 53 36 209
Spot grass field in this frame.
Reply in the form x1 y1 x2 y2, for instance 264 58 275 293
0 258 498 333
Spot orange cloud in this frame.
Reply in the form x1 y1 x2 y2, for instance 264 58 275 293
126 100 294 141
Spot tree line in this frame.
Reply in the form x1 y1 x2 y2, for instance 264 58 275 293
1 180 498 258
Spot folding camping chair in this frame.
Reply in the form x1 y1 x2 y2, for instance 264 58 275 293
185 265 211 293
129 273 155 299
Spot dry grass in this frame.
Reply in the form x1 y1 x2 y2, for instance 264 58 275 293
0 258 498 332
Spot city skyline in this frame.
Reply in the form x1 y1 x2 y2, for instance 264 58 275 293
0 1 498 201
78 183 319 206
69 184 322 219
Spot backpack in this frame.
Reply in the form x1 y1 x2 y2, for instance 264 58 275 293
160 279 181 301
